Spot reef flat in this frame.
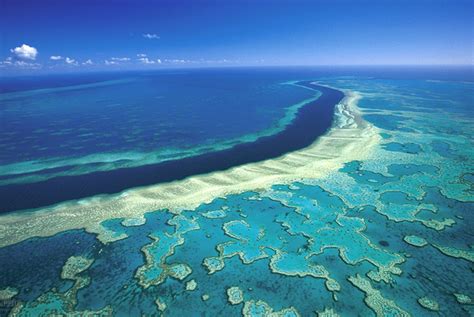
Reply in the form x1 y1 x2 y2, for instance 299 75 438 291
0 71 473 316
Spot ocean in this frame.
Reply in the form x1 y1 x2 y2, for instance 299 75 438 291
0 66 473 316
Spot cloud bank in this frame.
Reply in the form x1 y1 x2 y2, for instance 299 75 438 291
138 57 161 64
111 57 130 61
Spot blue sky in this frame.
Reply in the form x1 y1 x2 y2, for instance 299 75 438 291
0 0 472 73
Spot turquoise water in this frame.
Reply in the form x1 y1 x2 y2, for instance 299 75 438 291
0 69 473 316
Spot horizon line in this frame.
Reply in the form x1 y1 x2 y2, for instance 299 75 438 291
1 63 473 78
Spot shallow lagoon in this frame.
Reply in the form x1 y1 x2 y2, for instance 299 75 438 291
0 68 473 316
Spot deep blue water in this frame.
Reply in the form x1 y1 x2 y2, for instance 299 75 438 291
0 70 317 165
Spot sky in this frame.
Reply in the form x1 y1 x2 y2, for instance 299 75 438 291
0 0 473 74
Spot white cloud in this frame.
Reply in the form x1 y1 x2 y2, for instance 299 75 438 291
13 60 41 68
0 57 13 66
65 57 78 65
50 55 63 60
161 58 238 65
10 44 38 60
142 33 160 39
138 57 162 65
138 57 155 64
137 53 147 57
0 56 41 69
111 57 130 61
82 59 93 65
105 60 117 65
0 59 12 67
165 59 190 64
